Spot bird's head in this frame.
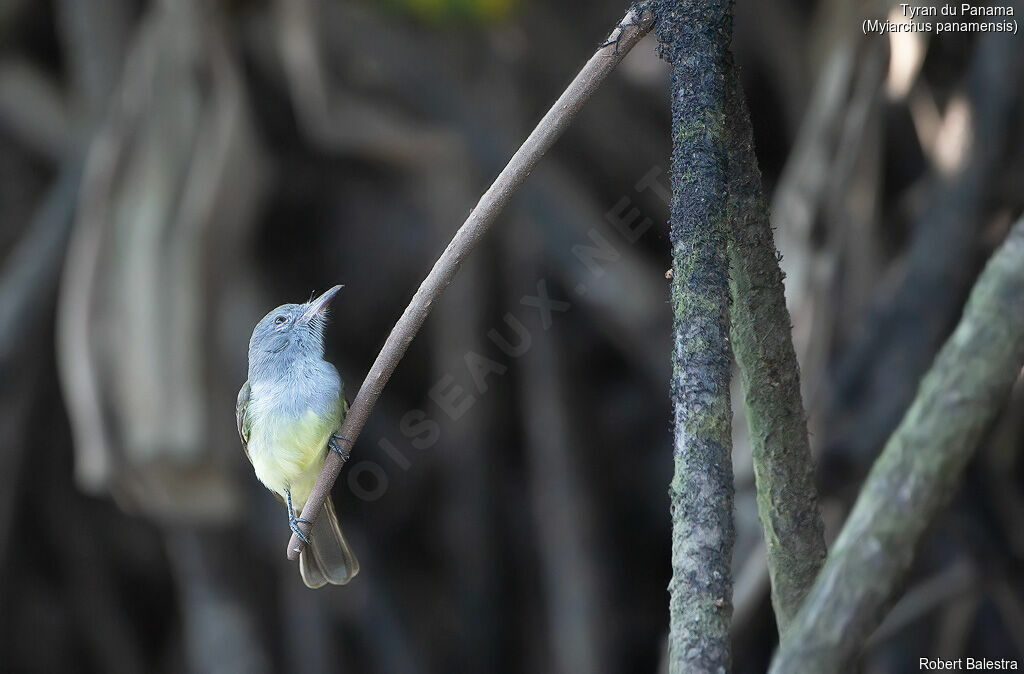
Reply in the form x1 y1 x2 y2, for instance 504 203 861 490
247 285 343 378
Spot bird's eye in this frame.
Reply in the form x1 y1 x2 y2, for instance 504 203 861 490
274 315 287 325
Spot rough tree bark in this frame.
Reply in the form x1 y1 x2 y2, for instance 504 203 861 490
653 0 737 670
724 62 827 634
771 217 1024 673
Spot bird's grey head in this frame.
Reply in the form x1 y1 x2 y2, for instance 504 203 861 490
247 285 343 380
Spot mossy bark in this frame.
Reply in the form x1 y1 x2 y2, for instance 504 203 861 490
723 63 826 635
770 219 1024 673
653 1 736 671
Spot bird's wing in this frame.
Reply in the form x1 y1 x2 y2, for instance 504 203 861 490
236 380 252 463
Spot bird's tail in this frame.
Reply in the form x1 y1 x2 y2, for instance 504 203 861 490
298 497 359 588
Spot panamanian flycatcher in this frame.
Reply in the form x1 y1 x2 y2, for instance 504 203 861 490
236 285 359 588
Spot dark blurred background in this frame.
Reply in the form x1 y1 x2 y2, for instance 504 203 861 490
1 0 1023 672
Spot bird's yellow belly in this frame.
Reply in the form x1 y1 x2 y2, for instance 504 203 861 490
248 408 333 507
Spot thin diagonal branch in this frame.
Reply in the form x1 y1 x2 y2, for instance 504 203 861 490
286 3 655 559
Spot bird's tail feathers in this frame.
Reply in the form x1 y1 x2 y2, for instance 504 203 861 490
299 497 359 589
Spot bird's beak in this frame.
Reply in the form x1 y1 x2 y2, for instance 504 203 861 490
300 284 344 325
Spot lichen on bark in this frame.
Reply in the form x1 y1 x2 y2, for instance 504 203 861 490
723 61 827 635
653 0 737 671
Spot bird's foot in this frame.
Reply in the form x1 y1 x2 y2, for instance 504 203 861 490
289 513 312 546
329 433 352 460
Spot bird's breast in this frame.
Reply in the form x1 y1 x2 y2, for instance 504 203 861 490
247 393 339 501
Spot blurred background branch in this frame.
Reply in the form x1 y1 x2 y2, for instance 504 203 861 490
773 214 1024 673
0 0 1022 672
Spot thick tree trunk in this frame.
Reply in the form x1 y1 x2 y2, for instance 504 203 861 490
654 1 737 670
724 63 827 634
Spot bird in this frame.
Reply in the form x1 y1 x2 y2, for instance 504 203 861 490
236 285 359 588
